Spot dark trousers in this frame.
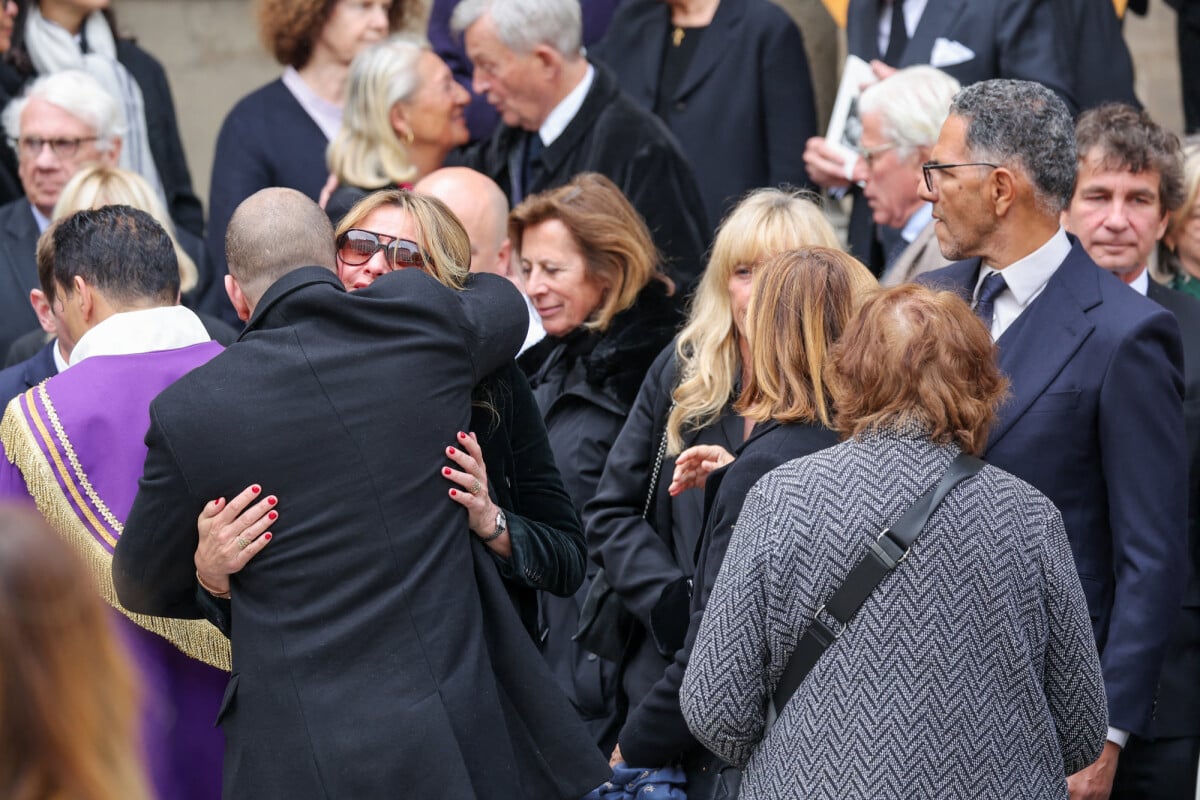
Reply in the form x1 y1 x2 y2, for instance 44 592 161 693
1112 734 1200 799
1181 9 1200 133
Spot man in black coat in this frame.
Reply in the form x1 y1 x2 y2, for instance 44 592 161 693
447 0 710 292
112 188 609 799
1064 103 1200 800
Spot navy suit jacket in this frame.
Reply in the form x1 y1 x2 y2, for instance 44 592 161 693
920 244 1189 735
0 199 41 360
0 339 54 405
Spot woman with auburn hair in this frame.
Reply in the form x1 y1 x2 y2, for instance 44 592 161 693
205 0 405 318
323 34 470 223
0 504 149 800
606 247 873 789
583 188 841 766
682 285 1108 800
509 172 680 750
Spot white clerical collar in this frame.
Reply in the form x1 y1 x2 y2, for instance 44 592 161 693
68 305 211 367
975 227 1071 308
901 202 933 244
281 66 343 142
538 63 594 148
52 338 69 372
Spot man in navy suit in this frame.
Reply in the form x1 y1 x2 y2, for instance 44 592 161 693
918 80 1188 799
1064 103 1200 800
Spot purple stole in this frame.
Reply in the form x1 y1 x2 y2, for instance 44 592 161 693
0 342 228 800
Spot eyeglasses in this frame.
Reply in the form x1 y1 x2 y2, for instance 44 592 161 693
336 228 427 270
921 161 1000 193
858 142 896 170
9 136 98 160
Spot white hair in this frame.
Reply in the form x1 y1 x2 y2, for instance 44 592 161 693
2 70 124 152
858 66 960 159
450 0 581 56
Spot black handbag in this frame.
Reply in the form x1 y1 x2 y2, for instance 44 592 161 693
574 403 676 661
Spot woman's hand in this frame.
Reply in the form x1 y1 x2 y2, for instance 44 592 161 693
317 172 339 209
443 431 511 557
194 484 277 596
668 444 735 496
609 743 623 768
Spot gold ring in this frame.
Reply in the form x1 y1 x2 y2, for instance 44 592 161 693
470 479 482 495
236 536 250 551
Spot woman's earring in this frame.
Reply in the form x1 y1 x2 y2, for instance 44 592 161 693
402 128 414 146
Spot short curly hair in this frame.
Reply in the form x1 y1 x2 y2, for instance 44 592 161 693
257 0 411 69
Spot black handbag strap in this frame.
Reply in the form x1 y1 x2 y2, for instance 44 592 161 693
643 399 677 520
769 452 985 716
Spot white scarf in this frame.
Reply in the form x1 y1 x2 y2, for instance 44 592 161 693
24 7 165 206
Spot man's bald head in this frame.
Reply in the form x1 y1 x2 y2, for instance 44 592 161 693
414 167 511 276
225 188 337 308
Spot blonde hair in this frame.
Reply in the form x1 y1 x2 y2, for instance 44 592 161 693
52 165 198 294
328 35 428 190
736 248 876 427
0 505 150 800
509 173 669 332
335 189 471 290
666 188 841 453
1163 141 1200 280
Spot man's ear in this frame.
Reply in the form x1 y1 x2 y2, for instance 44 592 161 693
73 275 95 323
29 288 55 334
103 135 123 166
532 44 562 79
225 275 252 322
990 167 1019 217
495 237 513 279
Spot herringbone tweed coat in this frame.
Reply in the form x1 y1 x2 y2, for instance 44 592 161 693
680 428 1107 799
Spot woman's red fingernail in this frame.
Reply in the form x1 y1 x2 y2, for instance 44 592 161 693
268 510 278 521
251 485 261 494
447 447 456 455
264 532 272 542
267 496 277 506
449 489 458 497
458 431 467 440
217 497 225 506
443 467 452 476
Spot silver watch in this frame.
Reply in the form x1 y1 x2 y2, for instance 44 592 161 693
481 509 507 543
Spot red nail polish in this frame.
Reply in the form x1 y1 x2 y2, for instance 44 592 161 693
448 447 456 455
267 496 277 506
268 510 278 521
443 467 452 475
449 489 458 497
251 485 261 494
217 497 225 506
458 431 467 440
264 532 272 542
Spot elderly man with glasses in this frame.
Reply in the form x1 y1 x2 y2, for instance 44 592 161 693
919 79 1189 800
0 69 120 359
853 65 958 286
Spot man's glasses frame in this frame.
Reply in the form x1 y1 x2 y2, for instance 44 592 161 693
9 136 99 160
336 228 427 270
921 161 1000 193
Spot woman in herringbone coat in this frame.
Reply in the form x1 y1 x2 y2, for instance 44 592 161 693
680 285 1108 799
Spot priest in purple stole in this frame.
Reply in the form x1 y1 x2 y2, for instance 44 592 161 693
0 207 228 800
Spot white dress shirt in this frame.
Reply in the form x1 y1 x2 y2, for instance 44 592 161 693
973 227 1070 340
537 64 595 148
876 0 930 56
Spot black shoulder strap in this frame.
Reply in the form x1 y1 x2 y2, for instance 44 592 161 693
769 452 985 717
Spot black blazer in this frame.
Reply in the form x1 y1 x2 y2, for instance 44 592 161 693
0 199 40 359
113 267 607 798
594 0 817 227
452 62 710 291
616 419 838 767
0 338 53 403
1143 280 1200 737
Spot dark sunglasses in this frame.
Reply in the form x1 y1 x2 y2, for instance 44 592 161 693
336 229 427 270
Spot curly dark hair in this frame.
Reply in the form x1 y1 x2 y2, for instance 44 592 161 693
258 0 412 69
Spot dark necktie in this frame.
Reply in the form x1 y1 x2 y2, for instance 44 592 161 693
974 271 1008 332
883 0 908 66
522 132 544 199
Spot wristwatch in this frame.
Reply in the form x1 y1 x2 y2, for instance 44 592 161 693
481 509 507 543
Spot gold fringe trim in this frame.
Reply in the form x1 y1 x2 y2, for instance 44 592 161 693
1 396 232 671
